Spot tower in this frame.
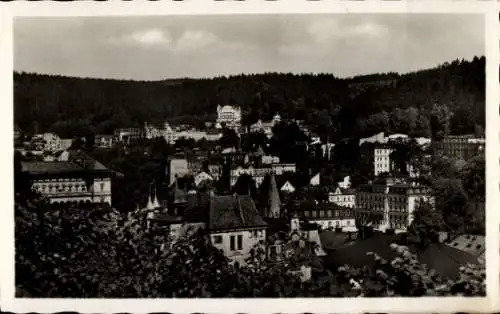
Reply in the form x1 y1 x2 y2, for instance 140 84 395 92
268 173 281 219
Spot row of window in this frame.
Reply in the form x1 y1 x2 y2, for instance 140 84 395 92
34 182 106 193
303 209 352 218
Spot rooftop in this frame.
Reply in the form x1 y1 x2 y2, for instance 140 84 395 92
208 194 267 231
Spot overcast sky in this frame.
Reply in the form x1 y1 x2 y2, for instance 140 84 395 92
14 14 484 81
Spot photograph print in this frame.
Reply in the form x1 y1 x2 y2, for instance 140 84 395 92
13 13 486 298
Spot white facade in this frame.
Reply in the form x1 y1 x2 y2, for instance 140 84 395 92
308 218 357 232
374 147 394 176
31 176 112 205
281 181 296 193
37 133 73 153
328 188 356 208
272 163 296 175
169 159 190 185
144 122 177 144
194 171 213 187
310 173 320 186
216 105 242 130
210 228 267 265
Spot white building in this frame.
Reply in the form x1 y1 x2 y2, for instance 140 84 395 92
169 158 190 185
22 151 113 205
216 105 242 130
328 187 356 208
144 121 177 144
356 180 434 232
374 146 394 176
94 135 113 149
208 194 268 265
249 114 281 138
280 181 296 193
300 205 357 232
309 173 320 186
35 133 73 153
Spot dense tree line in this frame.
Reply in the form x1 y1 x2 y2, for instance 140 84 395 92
14 57 484 141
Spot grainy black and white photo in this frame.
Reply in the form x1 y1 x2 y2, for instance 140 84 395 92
12 13 486 298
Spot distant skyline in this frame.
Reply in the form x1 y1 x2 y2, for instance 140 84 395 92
14 14 484 81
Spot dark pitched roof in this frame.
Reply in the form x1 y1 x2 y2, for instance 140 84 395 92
208 194 267 231
21 161 83 174
323 233 478 280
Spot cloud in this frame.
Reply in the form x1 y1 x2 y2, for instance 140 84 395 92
174 30 218 53
308 18 388 44
108 28 172 48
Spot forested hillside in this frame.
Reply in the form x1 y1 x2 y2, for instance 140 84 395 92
14 56 485 140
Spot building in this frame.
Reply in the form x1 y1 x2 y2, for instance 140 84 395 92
208 194 268 265
309 173 320 186
114 128 143 145
374 144 394 176
94 135 114 149
169 158 190 185
144 121 177 144
328 187 356 208
280 181 296 193
21 150 113 205
194 171 213 187
432 135 485 161
355 179 433 232
216 105 242 130
249 114 281 138
299 204 357 232
33 133 73 153
271 163 296 175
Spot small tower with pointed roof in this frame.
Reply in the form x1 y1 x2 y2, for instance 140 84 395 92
268 173 281 219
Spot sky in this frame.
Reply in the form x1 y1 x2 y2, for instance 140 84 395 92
14 14 484 81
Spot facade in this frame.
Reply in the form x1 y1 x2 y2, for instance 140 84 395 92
22 151 113 205
144 122 177 144
328 187 356 208
432 135 485 161
280 181 296 193
34 133 73 153
194 171 213 187
249 114 281 138
374 145 394 176
271 163 296 175
208 194 268 265
94 135 114 149
300 204 357 232
114 128 143 145
216 105 242 130
169 158 190 185
355 179 433 232
309 173 320 186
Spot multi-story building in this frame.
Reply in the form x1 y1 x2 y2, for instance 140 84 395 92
356 178 433 232
94 135 114 149
374 144 394 176
114 128 143 145
432 135 485 161
32 133 73 153
216 105 242 130
299 204 357 232
144 122 177 144
22 150 113 205
328 187 356 208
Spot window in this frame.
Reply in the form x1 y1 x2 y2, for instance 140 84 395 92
100 183 105 191
230 236 235 250
213 235 223 244
237 235 243 250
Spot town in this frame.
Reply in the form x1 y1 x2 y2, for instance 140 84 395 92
12 13 486 298
15 92 486 297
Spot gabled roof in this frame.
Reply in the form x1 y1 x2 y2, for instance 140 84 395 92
208 194 267 231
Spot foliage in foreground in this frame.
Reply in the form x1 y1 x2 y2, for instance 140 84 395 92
15 196 485 298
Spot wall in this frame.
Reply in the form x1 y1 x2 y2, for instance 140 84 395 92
90 177 112 205
210 228 267 265
308 218 357 232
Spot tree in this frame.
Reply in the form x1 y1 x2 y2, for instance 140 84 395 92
407 202 444 248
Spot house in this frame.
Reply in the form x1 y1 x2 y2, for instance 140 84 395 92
95 135 113 149
432 135 485 161
446 234 485 263
328 187 356 208
169 158 190 185
208 194 268 265
21 150 113 205
337 175 351 189
194 171 213 187
144 121 177 144
309 173 320 186
280 181 296 193
271 163 296 175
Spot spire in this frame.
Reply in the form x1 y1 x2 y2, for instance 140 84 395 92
146 183 154 210
268 173 281 219
152 181 161 208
